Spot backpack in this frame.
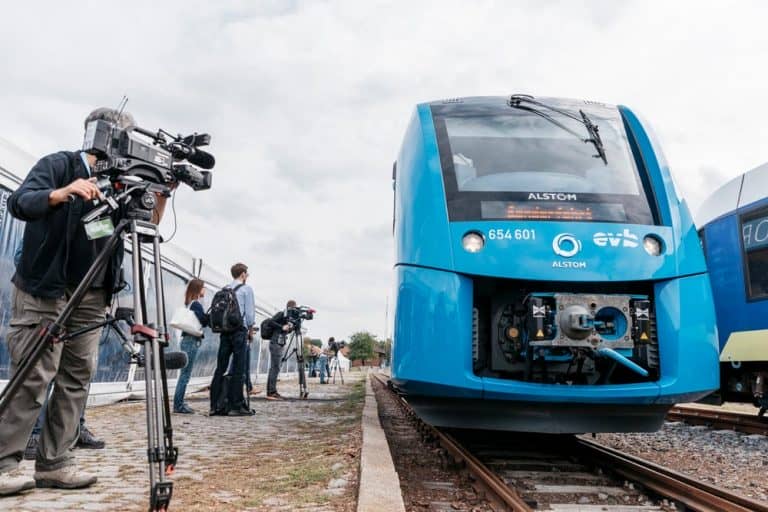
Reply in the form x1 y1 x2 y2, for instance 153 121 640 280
209 284 244 333
259 311 282 340
211 373 249 416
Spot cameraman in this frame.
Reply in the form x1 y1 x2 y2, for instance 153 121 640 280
265 300 298 400
0 108 170 496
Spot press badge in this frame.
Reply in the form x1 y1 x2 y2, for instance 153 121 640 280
84 217 115 240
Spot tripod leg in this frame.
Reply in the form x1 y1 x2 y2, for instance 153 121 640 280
131 225 173 511
298 350 308 399
152 235 177 473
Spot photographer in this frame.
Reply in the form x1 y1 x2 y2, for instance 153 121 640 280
265 300 298 401
0 108 170 496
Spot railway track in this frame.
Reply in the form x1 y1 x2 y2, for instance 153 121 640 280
372 373 768 512
668 405 768 435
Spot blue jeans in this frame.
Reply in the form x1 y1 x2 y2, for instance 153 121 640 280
173 335 200 410
318 354 328 384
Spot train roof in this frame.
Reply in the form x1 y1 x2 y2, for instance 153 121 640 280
0 136 34 190
421 95 618 111
696 162 768 227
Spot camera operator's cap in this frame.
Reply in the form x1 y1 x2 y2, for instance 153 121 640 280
84 107 136 130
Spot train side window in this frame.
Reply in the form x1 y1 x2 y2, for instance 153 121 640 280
741 209 768 300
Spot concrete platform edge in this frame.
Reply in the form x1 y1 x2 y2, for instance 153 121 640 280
357 373 406 512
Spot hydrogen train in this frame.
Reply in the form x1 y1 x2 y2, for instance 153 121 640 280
0 136 278 405
697 162 768 414
391 95 720 433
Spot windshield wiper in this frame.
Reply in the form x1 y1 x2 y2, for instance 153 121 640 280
508 94 607 165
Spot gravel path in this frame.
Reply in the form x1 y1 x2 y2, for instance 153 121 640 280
592 420 768 503
0 373 366 511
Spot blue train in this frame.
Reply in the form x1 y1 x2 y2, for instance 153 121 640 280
697 162 768 414
391 95 720 433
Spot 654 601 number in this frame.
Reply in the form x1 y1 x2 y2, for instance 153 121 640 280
487 228 536 241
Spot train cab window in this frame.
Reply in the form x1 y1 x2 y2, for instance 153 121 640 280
742 210 768 300
431 99 656 224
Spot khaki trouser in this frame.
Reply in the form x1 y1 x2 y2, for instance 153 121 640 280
0 285 105 472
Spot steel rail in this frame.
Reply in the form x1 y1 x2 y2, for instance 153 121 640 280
668 405 768 435
575 437 768 512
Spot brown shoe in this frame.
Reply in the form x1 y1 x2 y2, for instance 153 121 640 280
265 393 283 401
249 387 262 395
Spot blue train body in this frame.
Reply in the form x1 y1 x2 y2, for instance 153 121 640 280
697 163 768 413
391 96 719 433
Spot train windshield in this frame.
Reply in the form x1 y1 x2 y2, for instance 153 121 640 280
432 100 656 224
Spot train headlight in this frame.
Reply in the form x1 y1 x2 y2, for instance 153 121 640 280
462 232 485 253
643 235 663 256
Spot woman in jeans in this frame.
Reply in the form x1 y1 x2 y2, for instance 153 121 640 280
173 279 209 414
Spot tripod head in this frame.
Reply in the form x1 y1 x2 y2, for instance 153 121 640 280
82 174 171 226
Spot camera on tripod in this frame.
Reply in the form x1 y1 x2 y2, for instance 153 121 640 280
83 117 215 192
328 339 346 355
286 305 315 328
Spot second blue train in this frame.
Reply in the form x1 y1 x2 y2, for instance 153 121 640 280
391 95 720 433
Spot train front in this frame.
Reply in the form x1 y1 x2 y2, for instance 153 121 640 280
391 96 719 433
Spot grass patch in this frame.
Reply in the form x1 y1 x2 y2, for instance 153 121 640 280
170 377 365 511
288 461 332 487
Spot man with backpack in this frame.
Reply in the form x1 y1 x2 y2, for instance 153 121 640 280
208 263 255 416
260 300 298 400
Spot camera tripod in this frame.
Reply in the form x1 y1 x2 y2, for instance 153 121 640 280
279 323 308 399
328 352 344 384
0 187 178 511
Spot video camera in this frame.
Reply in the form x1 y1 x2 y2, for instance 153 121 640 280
328 339 346 355
83 118 214 191
286 305 315 327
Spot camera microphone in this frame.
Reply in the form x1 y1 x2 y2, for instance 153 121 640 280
164 351 189 370
186 148 215 170
170 144 215 170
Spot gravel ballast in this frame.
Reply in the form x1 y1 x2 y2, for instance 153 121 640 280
592 420 768 503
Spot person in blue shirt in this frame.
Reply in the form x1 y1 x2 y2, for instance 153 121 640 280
173 279 210 414
209 263 255 416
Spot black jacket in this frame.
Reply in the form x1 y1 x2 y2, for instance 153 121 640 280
9 151 123 300
268 310 291 340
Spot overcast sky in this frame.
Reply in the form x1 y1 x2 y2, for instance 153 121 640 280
1 0 767 341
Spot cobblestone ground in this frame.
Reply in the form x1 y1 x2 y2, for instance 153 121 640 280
1 372 366 512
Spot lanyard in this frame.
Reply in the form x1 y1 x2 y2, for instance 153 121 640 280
79 152 91 177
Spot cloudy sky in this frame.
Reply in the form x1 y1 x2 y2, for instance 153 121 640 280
1 0 767 341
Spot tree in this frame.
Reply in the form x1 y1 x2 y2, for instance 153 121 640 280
348 331 377 365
